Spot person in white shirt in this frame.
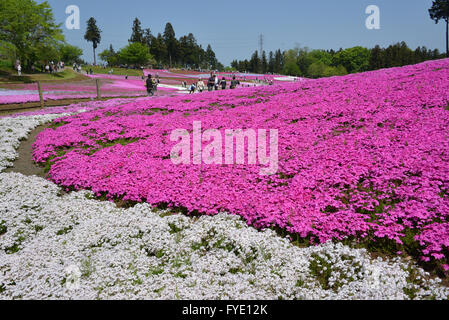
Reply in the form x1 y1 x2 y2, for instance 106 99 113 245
214 74 219 90
17 64 21 76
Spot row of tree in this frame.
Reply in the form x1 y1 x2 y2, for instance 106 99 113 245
230 1 449 78
96 18 223 70
0 0 84 71
230 42 446 78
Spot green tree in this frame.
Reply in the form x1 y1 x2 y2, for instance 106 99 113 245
99 44 119 66
282 49 301 76
205 44 217 70
84 17 102 65
296 47 315 76
261 51 268 74
322 65 347 77
309 49 333 66
249 50 260 73
143 28 153 48
163 23 177 67
0 0 64 69
369 45 384 70
274 49 284 74
59 43 83 64
118 42 154 67
332 46 370 73
268 51 275 73
0 40 17 67
307 61 326 78
150 33 167 66
129 18 144 44
429 0 449 57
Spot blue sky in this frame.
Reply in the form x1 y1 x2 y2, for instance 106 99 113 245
42 0 447 66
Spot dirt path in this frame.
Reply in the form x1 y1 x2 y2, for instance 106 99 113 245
4 125 49 177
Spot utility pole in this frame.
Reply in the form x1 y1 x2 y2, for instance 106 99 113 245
259 34 264 59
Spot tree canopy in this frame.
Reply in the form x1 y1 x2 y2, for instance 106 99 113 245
231 42 444 78
0 0 64 69
118 42 154 67
429 0 449 57
84 17 102 65
100 20 222 70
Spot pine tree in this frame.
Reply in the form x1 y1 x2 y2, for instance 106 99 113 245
429 0 449 57
163 23 177 67
206 44 217 70
268 51 275 73
129 18 144 44
261 51 268 74
84 17 102 65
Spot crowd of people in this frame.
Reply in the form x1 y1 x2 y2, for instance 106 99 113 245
44 61 64 73
14 60 66 76
185 72 242 94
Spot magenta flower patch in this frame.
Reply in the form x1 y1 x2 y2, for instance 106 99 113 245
33 59 449 265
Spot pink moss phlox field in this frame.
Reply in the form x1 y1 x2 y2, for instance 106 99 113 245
33 59 449 265
0 75 179 105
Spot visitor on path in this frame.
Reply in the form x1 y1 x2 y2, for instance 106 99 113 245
189 83 196 94
214 74 219 90
220 77 227 90
207 73 215 91
17 64 21 76
146 75 155 96
197 78 205 92
230 76 239 89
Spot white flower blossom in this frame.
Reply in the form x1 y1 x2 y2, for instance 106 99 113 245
0 110 448 300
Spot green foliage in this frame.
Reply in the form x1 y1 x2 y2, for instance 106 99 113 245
0 0 64 69
129 18 144 44
124 20 221 69
429 0 449 57
332 46 371 74
206 44 218 70
0 41 17 67
231 41 442 78
99 45 119 67
59 43 83 64
307 61 326 78
84 17 101 48
56 226 73 236
0 220 7 236
118 43 154 67
283 49 302 76
84 17 101 65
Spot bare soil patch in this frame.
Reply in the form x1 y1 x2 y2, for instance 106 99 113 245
4 125 49 177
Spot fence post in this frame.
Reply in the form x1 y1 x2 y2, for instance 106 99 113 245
37 81 44 108
96 79 101 99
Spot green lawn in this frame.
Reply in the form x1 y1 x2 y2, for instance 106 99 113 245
88 65 144 77
0 67 86 84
